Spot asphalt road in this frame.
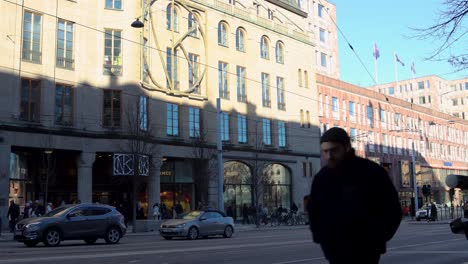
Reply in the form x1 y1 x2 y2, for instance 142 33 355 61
1 222 468 264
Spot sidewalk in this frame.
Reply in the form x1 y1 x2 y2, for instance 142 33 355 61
0 224 308 242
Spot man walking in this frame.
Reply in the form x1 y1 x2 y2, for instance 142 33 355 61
7 200 20 233
307 127 402 264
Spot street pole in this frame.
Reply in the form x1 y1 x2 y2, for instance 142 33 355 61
411 141 419 212
217 98 224 212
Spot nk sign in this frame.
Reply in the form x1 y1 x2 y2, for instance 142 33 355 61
113 153 149 176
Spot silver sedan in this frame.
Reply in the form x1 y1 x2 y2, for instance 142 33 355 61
159 210 235 240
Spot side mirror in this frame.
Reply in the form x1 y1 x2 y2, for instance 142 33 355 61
199 217 207 221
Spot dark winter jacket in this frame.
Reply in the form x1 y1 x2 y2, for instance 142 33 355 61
307 154 402 255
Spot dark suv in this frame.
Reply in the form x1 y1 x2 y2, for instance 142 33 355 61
14 203 126 247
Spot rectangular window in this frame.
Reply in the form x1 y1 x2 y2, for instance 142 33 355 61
277 77 285 110
105 0 122 9
221 112 229 141
320 52 327 67
426 80 430 89
332 97 338 112
319 28 325 42
278 120 286 147
167 48 179 90
20 79 41 122
22 11 42 63
262 73 271 107
318 4 324 17
103 90 121 128
166 103 179 136
418 81 424 90
419 96 426 104
218 61 229 99
138 96 148 131
465 82 468 90
303 162 307 177
237 66 246 102
188 53 200 93
104 29 122 76
388 87 394 95
237 114 247 143
55 84 73 126
349 101 355 116
262 118 272 145
189 107 200 138
350 128 356 142
380 109 385 122
56 20 74 69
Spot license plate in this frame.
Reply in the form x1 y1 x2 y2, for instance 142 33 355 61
15 230 23 236
161 229 172 232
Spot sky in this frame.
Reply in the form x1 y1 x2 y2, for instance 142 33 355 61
331 0 467 87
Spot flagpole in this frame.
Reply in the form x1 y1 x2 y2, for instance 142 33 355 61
373 41 379 84
394 51 399 83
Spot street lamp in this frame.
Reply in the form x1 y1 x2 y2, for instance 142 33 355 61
131 18 144 28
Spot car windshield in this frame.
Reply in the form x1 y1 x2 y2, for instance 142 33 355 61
45 206 72 217
182 211 202 220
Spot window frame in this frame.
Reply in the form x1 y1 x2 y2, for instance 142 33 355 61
22 11 43 63
102 89 121 128
218 22 228 47
278 120 286 147
166 103 179 136
20 78 41 122
262 118 272 145
55 83 74 126
236 66 246 102
237 114 247 143
189 107 200 138
260 36 270 59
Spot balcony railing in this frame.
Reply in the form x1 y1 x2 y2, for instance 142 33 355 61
22 49 42 63
103 64 122 76
237 94 247 103
278 102 286 111
220 90 230 99
263 99 271 108
57 57 75 70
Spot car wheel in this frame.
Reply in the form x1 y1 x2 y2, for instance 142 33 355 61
163 236 172 240
43 228 62 247
104 227 121 244
187 227 198 240
84 239 98 245
223 226 233 238
24 241 39 247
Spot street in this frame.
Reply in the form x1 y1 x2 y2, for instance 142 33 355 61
1 222 468 264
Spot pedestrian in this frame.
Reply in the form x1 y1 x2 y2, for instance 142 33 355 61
431 203 438 221
307 127 402 264
226 205 233 218
7 200 20 233
46 203 53 214
152 203 161 220
242 204 250 225
23 202 31 219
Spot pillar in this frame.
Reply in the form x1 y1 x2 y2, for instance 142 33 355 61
0 144 11 231
147 159 162 219
208 158 220 209
77 152 95 203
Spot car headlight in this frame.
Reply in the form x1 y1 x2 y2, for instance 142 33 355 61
25 222 41 231
175 224 186 228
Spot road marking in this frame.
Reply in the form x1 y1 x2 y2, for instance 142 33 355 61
392 250 468 254
388 238 465 251
272 257 325 264
0 239 313 263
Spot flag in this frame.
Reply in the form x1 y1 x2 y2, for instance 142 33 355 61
395 53 405 66
411 61 416 74
373 43 380 60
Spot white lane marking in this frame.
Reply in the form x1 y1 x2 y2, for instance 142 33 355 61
272 257 325 264
0 239 313 264
392 250 468 254
387 238 465 251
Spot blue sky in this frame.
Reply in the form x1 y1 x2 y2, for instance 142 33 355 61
331 0 467 87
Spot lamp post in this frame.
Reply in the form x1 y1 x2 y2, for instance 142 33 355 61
44 150 53 206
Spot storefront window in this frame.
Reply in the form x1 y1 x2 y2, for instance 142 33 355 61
263 164 291 211
223 161 252 220
160 160 194 218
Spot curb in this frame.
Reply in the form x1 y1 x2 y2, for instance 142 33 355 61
0 225 308 242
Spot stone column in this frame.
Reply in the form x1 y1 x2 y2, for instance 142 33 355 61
147 159 162 219
77 152 95 203
0 144 11 232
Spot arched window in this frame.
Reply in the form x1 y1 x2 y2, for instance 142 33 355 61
260 36 269 59
304 70 309 88
236 27 245 52
300 109 304 127
188 12 199 37
275 41 284 63
263 164 292 210
218 21 228 46
166 4 178 31
223 161 252 220
298 69 302 87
